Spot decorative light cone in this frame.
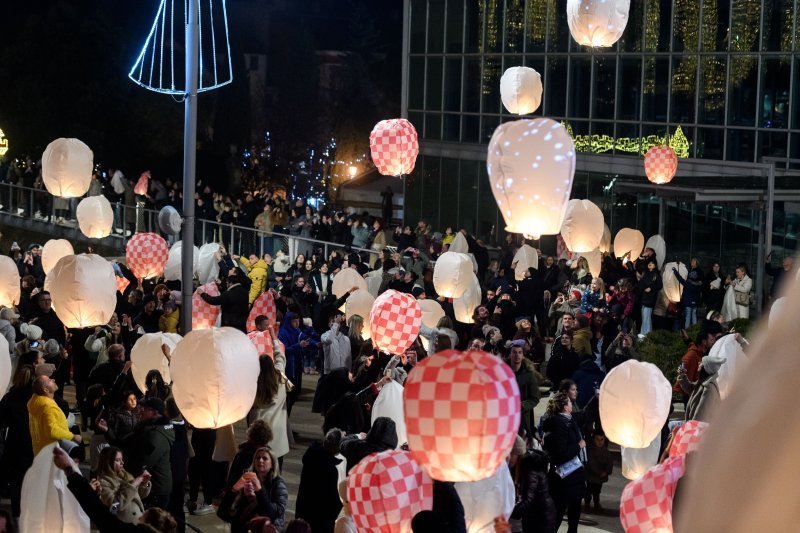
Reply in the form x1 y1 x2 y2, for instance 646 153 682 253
44 254 116 328
662 262 688 303
599 360 672 448
613 228 645 260
644 145 678 184
246 290 277 332
332 267 368 299
404 349 521 482
197 243 221 284
369 290 422 355
453 273 481 324
560 199 605 253
433 252 474 298
599 224 612 253
170 327 260 428
621 435 661 480
566 0 631 47
369 119 419 176
513 244 538 280
76 195 114 238
345 289 375 340
500 66 543 115
164 241 200 282
348 450 433 533
645 234 666 267
126 232 169 279
41 239 74 276
487 118 575 239
130 332 182 394
41 137 93 197
417 299 445 352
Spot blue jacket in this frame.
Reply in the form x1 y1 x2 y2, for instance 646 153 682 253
279 317 302 379
572 359 606 408
579 289 607 314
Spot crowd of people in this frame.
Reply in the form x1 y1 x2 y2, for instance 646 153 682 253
0 163 796 532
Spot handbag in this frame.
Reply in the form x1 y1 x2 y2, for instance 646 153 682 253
554 455 583 478
734 290 750 306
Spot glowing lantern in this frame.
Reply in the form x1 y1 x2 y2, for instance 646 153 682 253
662 262 688 304
487 118 575 239
645 234 666 267
0 257 20 307
599 360 672 448
0 336 10 400
708 333 747 401
560 199 605 253
192 281 221 330
577 248 602 278
769 297 787 329
41 138 93 197
620 454 685 533
170 327 260 428
418 299 445 351
613 228 645 260
164 241 200 282
621 435 660 480
404 349 521 482
372 381 408 448
369 119 419 176
126 232 169 279
41 239 74 276
599 224 611 253
512 244 538 281
332 267 368 299
668 420 709 458
130 332 182 394
448 232 469 253
644 145 678 184
43 254 116 328
197 243 221 284
453 273 482 324
76 195 114 238
347 450 433 533
433 252 474 298
369 290 422 355
566 0 630 48
246 290 277 332
116 275 130 294
500 66 543 115
346 289 375 340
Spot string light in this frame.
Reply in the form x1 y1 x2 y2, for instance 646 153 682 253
564 124 690 158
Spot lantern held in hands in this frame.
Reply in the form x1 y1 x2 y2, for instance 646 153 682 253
566 0 630 47
126 233 169 279
613 228 645 260
44 254 116 328
662 262 688 304
621 435 660 480
345 289 375 340
620 454 686 533
332 268 368 299
599 224 611 253
42 239 74 276
645 234 667 268
433 252 474 298
500 66 543 115
512 244 538 281
76 196 114 238
369 290 422 355
170 327 260 428
644 145 678 184
197 243 221 284
246 290 277 332
370 119 419 176
164 242 200 282
41 138 93 197
192 281 221 330
418 299 445 351
131 332 182 394
560 199 605 253
453 273 481 324
487 118 575 239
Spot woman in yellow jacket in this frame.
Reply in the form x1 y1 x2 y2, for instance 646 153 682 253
238 254 270 304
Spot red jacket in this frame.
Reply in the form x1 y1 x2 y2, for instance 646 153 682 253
673 343 703 393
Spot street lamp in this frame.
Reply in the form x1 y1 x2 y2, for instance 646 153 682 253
348 165 358 178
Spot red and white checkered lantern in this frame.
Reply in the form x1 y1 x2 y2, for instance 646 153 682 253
668 420 709 459
116 275 130 294
369 290 422 355
125 232 169 279
246 330 285 359
644 145 678 185
246 290 277 333
192 281 220 330
369 119 419 176
620 454 686 533
403 349 521 482
347 450 433 533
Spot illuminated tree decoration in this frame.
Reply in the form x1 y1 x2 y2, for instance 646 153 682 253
566 0 630 47
565 124 690 158
500 66 543 115
369 119 419 176
644 145 678 184
0 128 9 156
41 138 94 198
487 118 576 239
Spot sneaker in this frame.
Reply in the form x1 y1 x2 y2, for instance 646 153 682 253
192 503 215 516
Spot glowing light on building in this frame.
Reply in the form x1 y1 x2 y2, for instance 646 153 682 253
0 129 8 157
565 124 690 158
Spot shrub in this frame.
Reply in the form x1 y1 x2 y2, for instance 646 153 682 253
637 329 686 383
728 318 751 338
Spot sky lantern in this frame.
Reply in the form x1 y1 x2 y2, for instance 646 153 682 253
41 137 93 197
662 262 688 304
44 254 116 328
332 267 368 299
560 199 605 253
453 273 481 324
0 257 20 307
369 119 419 176
130 332 182 394
433 252 474 298
512 244 538 281
345 289 375 340
192 281 221 330
404 349 521 482
500 66 543 115
645 234 666 267
621 435 660 481
0 336 9 400
246 290 277 332
487 118 575 240
644 145 678 184
126 232 169 279
613 228 645 260
41 239 74 276
369 290 422 355
170 327 260 428
164 241 199 282
599 224 611 253
76 195 114 238
417 299 445 352
566 0 630 47
620 454 686 532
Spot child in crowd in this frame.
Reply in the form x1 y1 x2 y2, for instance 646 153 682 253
584 429 613 513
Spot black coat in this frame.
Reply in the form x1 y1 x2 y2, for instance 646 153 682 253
0 386 34 483
294 442 343 533
200 282 249 331
340 417 398 473
546 339 580 392
542 414 586 499
511 452 558 533
636 271 663 308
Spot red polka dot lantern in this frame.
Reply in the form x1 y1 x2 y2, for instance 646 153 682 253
246 290 277 332
644 145 678 184
126 232 169 279
369 290 422 355
369 119 419 176
403 349 521 482
347 450 433 533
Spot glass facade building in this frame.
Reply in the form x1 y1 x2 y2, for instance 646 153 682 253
402 0 800 306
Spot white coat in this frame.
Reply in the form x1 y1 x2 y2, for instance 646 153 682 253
249 341 290 458
320 323 351 374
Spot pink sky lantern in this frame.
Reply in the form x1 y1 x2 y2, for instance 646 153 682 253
192 281 221 330
126 232 169 279
369 119 419 176
620 454 686 533
246 290 277 332
369 290 421 354
644 145 678 184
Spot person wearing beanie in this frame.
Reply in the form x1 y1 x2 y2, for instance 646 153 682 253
15 322 43 356
0 307 19 352
131 294 162 334
676 324 726 421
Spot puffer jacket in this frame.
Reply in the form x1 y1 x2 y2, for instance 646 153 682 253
121 417 176 497
27 393 74 456
239 257 268 303
511 451 557 533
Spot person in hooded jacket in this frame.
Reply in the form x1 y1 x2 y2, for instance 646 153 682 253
340 416 398 473
510 449 557 533
238 254 270 304
294 429 345 533
571 354 605 410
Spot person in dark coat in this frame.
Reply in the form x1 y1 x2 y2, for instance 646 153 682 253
584 429 613 513
340 416 398 473
295 429 344 533
165 398 189 532
510 449 557 533
0 365 34 517
571 354 605 410
674 259 703 328
546 324 580 393
703 261 725 313
636 259 662 336
199 271 250 331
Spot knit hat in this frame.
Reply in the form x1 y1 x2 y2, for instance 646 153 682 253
571 289 582 300
43 339 61 356
20 323 43 341
482 324 502 342
701 354 726 375
0 307 19 320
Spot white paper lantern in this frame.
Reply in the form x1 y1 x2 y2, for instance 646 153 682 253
512 244 539 281
449 232 469 253
599 224 612 253
487 118 576 239
0 256 20 307
709 334 747 401
197 243 221 284
433 252 474 298
621 435 661 480
43 254 116 328
578 248 602 278
41 239 74 276
566 0 630 47
130 332 182 394
769 297 787 329
76 195 114 238
453 273 482 324
371 380 407 448
662 262 688 304
599 360 672 448
0 335 10 400
345 289 375 340
41 138 94 198
171 327 260 428
500 66 543 115
613 228 645 260
164 242 200 282
418 298 445 351
645 234 666 267
644 145 678 185
560 199 605 253
332 267 368 299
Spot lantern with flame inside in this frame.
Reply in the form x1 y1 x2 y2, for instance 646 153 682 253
566 0 630 47
500 66 542 115
369 119 419 176
76 195 114 238
126 233 169 279
131 332 182 394
662 262 688 304
560 199 605 253
41 137 93 197
613 228 645 260
644 145 678 184
42 239 74 276
433 252 474 298
44 254 116 328
369 290 422 355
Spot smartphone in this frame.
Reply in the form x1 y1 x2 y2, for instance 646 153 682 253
30 340 40 348
110 502 120 515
